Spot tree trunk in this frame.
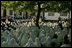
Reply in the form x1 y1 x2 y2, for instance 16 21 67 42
36 2 41 29
3 9 6 17
26 11 28 19
43 11 45 21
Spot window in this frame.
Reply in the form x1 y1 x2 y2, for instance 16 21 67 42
10 10 13 15
60 13 67 16
48 12 54 16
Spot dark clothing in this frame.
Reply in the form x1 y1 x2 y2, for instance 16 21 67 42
64 34 70 44
53 34 58 39
58 23 63 30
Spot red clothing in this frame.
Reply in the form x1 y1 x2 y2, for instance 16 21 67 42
5 16 8 23
5 16 8 19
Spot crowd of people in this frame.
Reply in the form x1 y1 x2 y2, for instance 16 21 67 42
1 16 71 47
1 15 71 30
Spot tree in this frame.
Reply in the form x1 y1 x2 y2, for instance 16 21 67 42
1 1 8 17
1 1 71 29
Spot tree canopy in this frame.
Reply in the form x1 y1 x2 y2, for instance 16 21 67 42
1 1 71 13
1 1 71 29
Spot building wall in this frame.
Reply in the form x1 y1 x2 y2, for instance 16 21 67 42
45 12 60 20
1 9 14 17
1 9 3 16
1 9 70 20
1 9 23 18
6 9 10 16
44 12 69 20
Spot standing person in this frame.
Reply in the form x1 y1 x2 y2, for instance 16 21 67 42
5 16 11 27
31 16 36 25
58 17 61 22
32 17 35 25
41 16 42 21
5 16 10 24
5 16 8 23
58 21 63 30
34 16 36 24
39 17 42 24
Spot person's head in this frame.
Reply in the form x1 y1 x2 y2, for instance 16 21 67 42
59 21 61 23
33 17 34 20
5 16 8 18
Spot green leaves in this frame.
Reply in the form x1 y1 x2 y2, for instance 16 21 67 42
1 1 71 13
